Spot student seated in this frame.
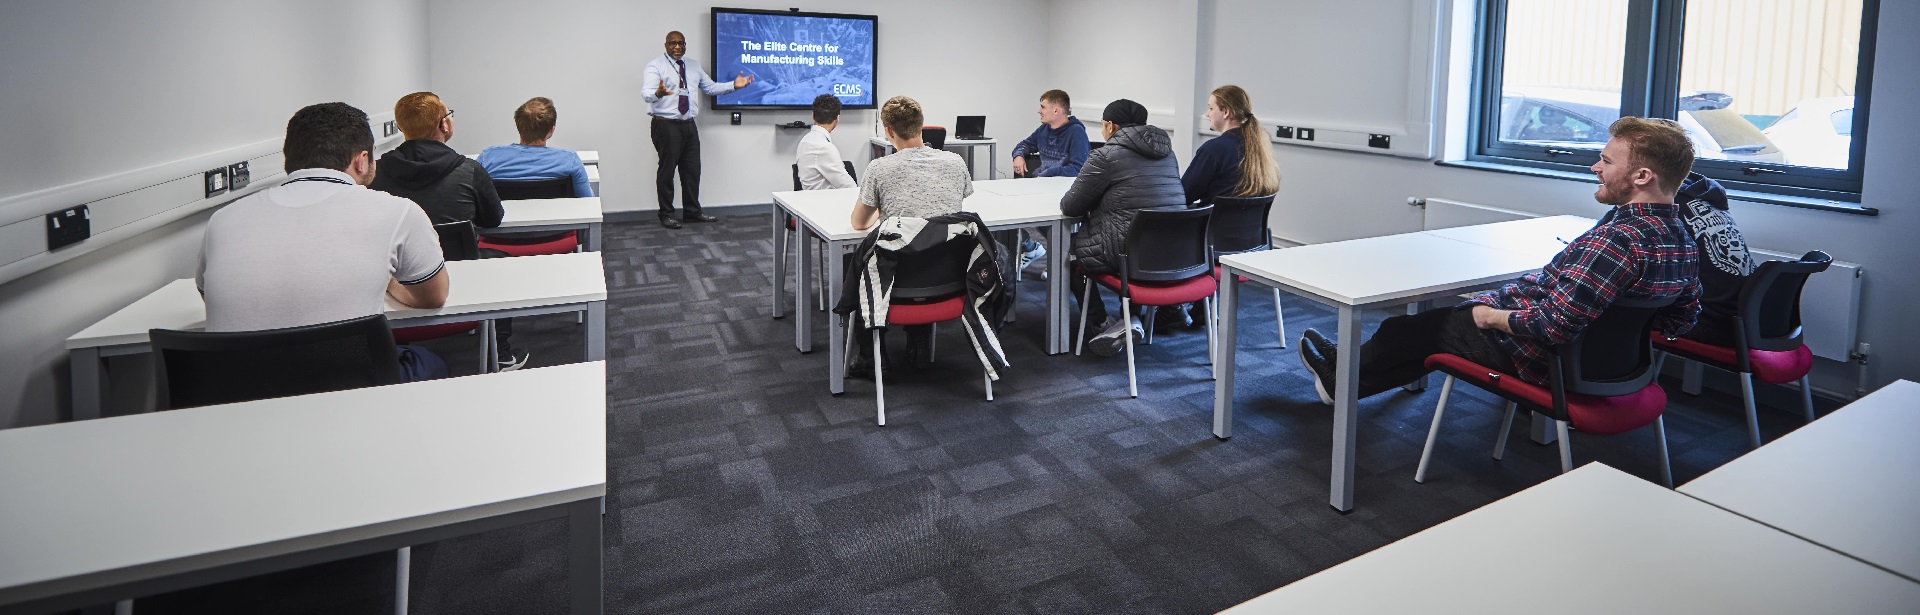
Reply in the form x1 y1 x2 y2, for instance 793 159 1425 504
1296 117 1704 404
371 92 529 371
795 94 857 190
1059 99 1187 357
846 95 974 375
477 97 597 198
1167 84 1281 330
1665 172 1754 347
1009 89 1092 275
197 102 450 380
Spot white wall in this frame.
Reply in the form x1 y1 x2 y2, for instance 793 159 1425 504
1046 0 1202 159
1183 0 1918 392
425 0 1053 213
0 0 431 427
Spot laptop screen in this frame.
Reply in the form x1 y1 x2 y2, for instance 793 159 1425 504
955 116 986 138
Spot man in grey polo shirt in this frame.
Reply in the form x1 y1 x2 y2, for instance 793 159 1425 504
197 102 450 378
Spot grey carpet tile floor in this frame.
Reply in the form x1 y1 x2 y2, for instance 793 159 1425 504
135 214 1838 615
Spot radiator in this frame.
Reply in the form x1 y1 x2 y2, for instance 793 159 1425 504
1417 197 1864 363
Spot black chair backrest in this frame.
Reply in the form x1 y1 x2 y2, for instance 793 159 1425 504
1207 193 1278 256
921 126 947 150
1089 141 1105 150
1549 295 1678 403
433 220 481 262
1121 206 1214 282
151 314 403 410
1739 250 1832 352
1019 153 1041 178
792 161 860 191
494 177 575 200
890 234 973 302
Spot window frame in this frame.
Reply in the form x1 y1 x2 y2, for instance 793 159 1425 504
1466 0 1879 201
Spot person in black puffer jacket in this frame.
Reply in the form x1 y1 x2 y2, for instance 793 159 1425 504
1060 99 1186 357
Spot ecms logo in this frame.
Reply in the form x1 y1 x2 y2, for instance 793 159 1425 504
832 83 863 96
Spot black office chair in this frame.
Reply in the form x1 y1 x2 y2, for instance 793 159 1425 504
1417 295 1679 487
151 314 403 410
1016 153 1042 178
492 177 575 200
1652 250 1832 447
790 161 859 191
848 233 994 425
921 126 947 150
1077 206 1217 398
787 161 861 311
432 219 480 262
1205 194 1286 349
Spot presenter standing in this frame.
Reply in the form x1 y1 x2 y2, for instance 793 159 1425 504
643 30 753 229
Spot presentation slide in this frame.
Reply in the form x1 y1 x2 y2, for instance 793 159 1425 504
711 9 876 109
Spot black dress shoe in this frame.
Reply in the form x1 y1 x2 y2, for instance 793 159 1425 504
659 217 682 229
684 213 719 223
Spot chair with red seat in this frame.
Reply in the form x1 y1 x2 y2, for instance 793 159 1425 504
1416 295 1679 487
1203 193 1284 351
1075 206 1217 398
1652 250 1832 449
855 233 993 425
480 177 578 256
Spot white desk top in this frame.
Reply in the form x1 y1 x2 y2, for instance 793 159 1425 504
68 251 607 349
1221 232 1545 306
1221 464 1920 613
1681 379 1920 582
1425 215 1597 257
772 178 1069 241
500 196 603 228
585 165 600 183
0 362 607 604
868 137 997 148
975 176 1075 197
577 150 598 165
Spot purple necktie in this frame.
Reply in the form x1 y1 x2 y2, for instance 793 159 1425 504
675 60 690 115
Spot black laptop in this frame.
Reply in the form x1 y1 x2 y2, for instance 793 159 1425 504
954 115 986 140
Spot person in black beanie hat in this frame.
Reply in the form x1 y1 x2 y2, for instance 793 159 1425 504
1059 98 1188 356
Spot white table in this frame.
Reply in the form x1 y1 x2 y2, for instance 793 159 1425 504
67 251 608 421
769 178 1072 395
493 196 604 251
584 165 600 196
1215 216 1594 512
1680 379 1920 583
0 362 607 614
577 150 598 166
1221 464 1920 613
868 137 1000 180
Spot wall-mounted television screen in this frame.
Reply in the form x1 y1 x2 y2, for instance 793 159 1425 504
710 7 877 110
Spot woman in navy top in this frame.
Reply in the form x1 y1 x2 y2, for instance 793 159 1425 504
1182 85 1279 205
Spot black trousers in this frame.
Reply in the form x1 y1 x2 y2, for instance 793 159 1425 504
1354 307 1516 399
650 117 702 219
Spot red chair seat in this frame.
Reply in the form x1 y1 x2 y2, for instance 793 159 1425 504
887 296 965 326
479 230 578 257
393 321 479 344
1652 334 1813 385
1093 267 1219 306
1425 354 1668 435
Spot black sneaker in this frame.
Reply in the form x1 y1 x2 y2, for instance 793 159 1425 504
684 213 719 223
1296 329 1335 405
497 348 531 372
1302 328 1336 364
659 217 682 229
1153 304 1193 331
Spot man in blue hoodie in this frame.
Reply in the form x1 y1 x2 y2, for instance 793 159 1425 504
1009 89 1091 274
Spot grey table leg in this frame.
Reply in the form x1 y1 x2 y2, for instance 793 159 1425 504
584 301 606 362
797 230 814 353
586 222 602 252
771 207 787 319
989 143 998 179
1212 269 1239 439
828 239 846 395
1330 305 1362 513
1403 301 1429 392
71 347 104 421
569 497 603 615
1045 221 1069 354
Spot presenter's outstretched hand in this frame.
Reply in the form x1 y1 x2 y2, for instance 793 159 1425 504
1011 156 1028 177
733 71 754 89
655 80 674 98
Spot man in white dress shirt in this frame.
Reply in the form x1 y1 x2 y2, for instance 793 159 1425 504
795 94 856 190
642 30 753 228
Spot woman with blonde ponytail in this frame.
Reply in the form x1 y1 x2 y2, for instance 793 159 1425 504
1182 85 1280 204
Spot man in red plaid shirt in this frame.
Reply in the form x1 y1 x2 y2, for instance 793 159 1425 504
1297 117 1703 404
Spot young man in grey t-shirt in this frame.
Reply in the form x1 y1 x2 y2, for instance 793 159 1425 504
197 103 450 378
852 96 972 230
847 96 972 376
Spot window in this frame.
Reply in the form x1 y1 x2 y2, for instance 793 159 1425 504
1470 0 1878 201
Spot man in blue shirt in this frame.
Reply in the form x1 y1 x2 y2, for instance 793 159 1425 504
477 97 594 198
643 30 753 229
